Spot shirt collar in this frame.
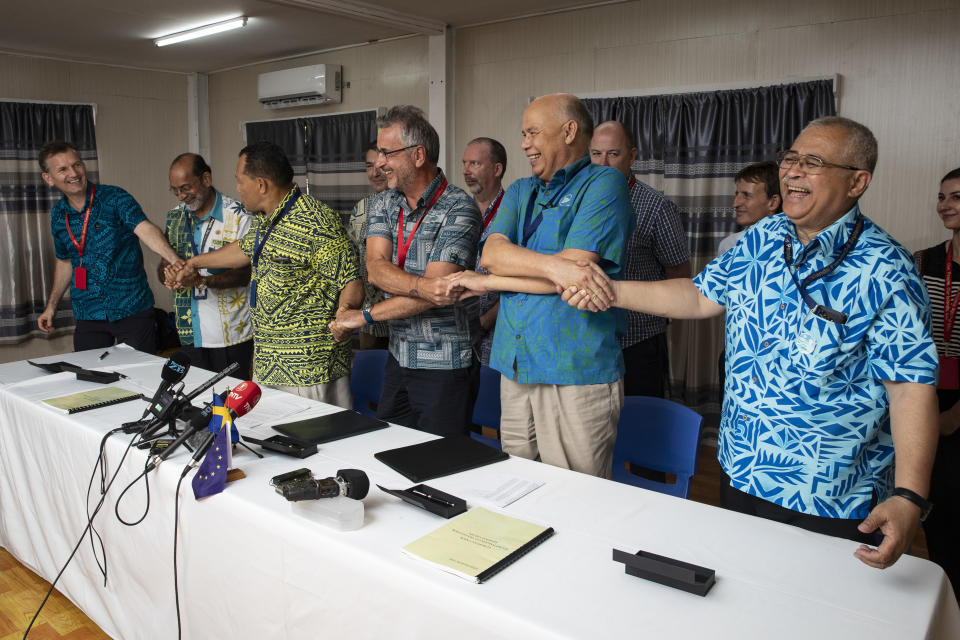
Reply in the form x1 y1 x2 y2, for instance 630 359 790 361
485 187 505 215
397 169 445 212
536 156 590 191
267 186 299 223
788 204 861 258
193 190 224 223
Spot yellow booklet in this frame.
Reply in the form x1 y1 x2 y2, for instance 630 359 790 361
402 507 554 583
42 386 141 414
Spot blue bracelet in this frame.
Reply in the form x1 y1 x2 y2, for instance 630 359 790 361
362 309 374 325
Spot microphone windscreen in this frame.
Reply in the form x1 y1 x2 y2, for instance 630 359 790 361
225 381 261 418
161 351 192 383
337 469 369 499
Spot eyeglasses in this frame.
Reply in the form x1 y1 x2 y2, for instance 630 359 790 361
169 183 199 196
776 151 863 174
376 144 420 158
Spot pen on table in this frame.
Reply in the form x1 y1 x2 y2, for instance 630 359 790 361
410 488 456 508
98 350 109 360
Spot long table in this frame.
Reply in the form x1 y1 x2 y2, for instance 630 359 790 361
1 347 958 639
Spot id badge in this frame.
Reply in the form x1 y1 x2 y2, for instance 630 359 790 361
74 265 87 290
193 285 208 301
939 355 959 390
249 280 257 309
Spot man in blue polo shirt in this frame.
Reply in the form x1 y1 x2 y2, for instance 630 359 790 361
561 116 938 570
447 93 633 478
37 141 183 353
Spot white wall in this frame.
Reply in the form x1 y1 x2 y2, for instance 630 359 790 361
0 53 188 363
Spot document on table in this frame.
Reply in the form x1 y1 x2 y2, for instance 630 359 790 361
402 507 554 583
442 475 545 509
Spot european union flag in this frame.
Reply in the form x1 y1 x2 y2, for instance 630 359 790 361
191 393 232 500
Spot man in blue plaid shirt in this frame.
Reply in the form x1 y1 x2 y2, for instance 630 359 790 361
589 121 690 396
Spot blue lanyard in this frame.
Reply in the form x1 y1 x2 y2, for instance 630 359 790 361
782 214 864 324
521 164 587 246
187 211 216 258
252 186 300 269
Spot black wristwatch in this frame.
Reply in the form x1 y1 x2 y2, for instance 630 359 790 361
892 487 933 522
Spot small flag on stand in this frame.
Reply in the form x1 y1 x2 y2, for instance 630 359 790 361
191 393 232 500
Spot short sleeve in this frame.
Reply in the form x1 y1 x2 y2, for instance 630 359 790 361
651 198 690 268
487 180 523 243
113 188 148 231
365 191 393 241
562 168 632 272
865 266 938 384
238 219 259 258
430 200 481 268
693 250 735 307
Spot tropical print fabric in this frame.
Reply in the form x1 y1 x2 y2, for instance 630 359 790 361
694 205 938 518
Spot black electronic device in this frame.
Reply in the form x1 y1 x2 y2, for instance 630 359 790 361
278 469 369 501
244 434 317 458
374 436 509 483
612 548 716 596
270 468 312 487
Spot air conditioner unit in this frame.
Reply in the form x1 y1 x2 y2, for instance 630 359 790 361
258 64 342 109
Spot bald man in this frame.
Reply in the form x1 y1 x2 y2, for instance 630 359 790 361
590 121 689 397
447 94 633 478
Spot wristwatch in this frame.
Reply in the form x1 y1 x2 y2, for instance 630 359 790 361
892 487 933 521
362 306 374 325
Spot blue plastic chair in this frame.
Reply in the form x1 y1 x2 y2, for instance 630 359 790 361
470 365 502 449
611 396 703 498
350 350 388 418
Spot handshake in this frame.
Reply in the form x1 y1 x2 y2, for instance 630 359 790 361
161 258 199 290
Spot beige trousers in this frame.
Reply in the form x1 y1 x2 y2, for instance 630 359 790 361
260 375 352 410
499 376 624 479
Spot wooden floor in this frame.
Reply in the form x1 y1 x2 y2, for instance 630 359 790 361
0 443 928 639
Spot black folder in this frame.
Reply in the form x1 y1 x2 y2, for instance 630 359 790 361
271 410 388 444
374 436 509 482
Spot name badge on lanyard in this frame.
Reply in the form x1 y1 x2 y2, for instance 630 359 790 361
66 184 96 291
191 214 215 301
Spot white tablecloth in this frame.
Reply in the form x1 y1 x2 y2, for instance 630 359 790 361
2 347 958 639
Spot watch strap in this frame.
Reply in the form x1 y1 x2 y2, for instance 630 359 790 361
362 308 374 325
892 487 933 521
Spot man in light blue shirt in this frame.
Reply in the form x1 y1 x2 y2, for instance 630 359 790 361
560 116 938 570
448 94 633 478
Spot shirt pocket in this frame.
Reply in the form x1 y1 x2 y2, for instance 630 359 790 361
787 311 849 380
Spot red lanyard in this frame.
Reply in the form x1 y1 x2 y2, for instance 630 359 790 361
397 178 447 270
944 241 960 342
65 184 96 258
482 189 504 231
627 176 637 191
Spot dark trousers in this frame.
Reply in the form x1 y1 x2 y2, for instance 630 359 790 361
377 354 480 437
622 333 668 397
923 431 960 599
720 471 876 544
181 340 254 380
74 308 156 354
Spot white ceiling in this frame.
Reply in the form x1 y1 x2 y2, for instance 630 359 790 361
0 0 604 74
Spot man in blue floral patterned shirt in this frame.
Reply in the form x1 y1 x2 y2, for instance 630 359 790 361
561 116 939 570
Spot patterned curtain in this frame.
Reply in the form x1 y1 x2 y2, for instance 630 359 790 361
245 110 377 219
0 102 98 344
584 79 835 438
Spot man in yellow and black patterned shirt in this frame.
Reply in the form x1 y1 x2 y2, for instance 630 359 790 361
175 142 362 407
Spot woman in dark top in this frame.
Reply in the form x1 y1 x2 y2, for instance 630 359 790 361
915 167 960 599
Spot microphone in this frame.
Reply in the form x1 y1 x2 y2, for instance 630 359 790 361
279 469 369 501
144 390 230 472
138 361 239 441
141 352 191 419
180 381 261 476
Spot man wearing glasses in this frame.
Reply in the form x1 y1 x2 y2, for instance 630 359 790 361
561 116 938 570
159 153 254 376
334 105 482 437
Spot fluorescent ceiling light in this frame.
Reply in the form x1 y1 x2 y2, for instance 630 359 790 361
155 17 247 47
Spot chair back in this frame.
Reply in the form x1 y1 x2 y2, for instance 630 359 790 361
350 350 388 417
611 396 703 498
470 365 502 449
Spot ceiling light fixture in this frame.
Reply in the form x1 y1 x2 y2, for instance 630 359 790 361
155 17 248 47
